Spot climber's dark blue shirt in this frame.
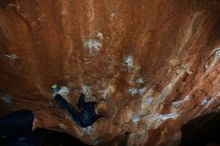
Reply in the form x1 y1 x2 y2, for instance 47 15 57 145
54 94 101 127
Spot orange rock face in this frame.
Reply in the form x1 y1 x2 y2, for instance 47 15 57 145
0 0 220 145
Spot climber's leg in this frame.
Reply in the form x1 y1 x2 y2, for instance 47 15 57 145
54 94 81 125
77 93 87 110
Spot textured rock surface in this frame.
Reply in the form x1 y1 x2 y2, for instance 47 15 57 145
0 0 220 145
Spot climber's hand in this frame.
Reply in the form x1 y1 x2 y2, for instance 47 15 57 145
58 86 70 97
51 84 70 98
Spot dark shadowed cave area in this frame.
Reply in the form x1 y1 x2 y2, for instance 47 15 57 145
33 116 220 146
13 111 220 146
181 111 220 146
32 128 90 146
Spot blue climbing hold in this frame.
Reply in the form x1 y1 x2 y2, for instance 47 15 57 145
52 84 59 94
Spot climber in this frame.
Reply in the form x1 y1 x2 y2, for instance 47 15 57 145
52 84 107 127
0 110 38 146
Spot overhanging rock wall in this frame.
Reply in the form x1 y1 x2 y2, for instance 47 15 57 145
0 0 220 145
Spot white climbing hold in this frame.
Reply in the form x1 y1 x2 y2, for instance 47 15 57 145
132 115 141 123
201 99 209 106
84 39 102 55
0 95 12 104
215 48 220 56
5 54 17 60
151 113 179 121
82 126 95 134
135 78 144 84
128 87 146 96
128 88 139 96
123 55 134 71
145 96 153 105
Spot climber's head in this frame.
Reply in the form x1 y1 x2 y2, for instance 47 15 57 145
95 100 107 116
